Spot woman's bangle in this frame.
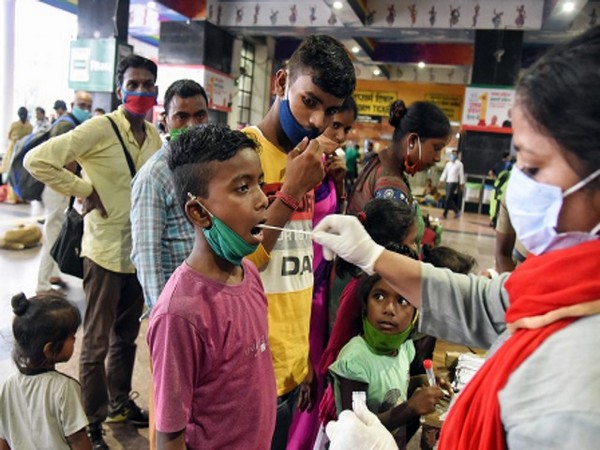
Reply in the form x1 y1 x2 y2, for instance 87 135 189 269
275 190 300 211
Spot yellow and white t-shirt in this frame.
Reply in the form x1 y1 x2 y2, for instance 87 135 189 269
244 126 315 396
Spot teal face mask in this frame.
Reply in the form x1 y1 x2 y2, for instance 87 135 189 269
362 311 418 355
169 127 189 141
188 193 258 266
72 106 91 123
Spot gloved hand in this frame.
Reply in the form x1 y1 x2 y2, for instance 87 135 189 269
312 215 384 275
326 400 398 450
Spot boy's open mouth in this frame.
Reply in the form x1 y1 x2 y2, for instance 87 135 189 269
250 220 266 237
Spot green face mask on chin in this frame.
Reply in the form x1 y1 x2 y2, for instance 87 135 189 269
362 312 418 355
169 127 189 141
188 193 258 266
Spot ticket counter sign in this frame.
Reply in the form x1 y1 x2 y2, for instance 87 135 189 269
424 93 463 123
354 91 397 117
69 39 132 92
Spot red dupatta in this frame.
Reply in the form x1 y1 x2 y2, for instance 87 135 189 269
438 239 600 450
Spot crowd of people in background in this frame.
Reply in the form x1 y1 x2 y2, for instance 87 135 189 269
1 25 599 450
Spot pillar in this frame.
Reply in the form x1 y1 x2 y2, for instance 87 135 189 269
158 20 234 124
76 0 130 112
0 0 16 152
471 30 524 86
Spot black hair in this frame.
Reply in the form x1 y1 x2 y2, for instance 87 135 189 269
287 34 356 99
336 199 416 278
116 54 158 86
168 123 259 214
11 292 81 375
357 244 419 314
53 100 67 111
17 107 28 118
338 96 358 119
388 99 451 143
422 246 476 274
35 107 45 115
94 107 106 115
516 25 600 182
163 79 209 116
357 274 381 316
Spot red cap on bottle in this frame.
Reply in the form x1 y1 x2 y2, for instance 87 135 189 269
423 359 433 370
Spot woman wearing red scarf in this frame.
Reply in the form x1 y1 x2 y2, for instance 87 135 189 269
314 25 600 450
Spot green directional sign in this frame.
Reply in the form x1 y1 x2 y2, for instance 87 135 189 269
69 38 132 92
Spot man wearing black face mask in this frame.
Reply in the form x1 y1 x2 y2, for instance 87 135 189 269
24 54 161 449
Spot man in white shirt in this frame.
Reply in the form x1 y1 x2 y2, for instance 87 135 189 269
439 149 465 219
32 107 51 133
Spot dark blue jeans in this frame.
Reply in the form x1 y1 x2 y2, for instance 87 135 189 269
270 385 300 449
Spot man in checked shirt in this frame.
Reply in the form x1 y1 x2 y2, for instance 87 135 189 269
131 79 209 317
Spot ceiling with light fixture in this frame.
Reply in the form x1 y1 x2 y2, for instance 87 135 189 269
205 0 598 82
42 0 599 82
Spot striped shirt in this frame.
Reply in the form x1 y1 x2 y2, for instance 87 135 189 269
131 141 194 316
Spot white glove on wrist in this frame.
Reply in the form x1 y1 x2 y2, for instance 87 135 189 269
312 215 384 275
326 400 398 450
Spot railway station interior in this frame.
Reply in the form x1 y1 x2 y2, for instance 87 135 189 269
1 1 598 449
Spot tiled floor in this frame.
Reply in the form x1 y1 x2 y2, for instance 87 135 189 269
0 201 150 448
0 201 496 449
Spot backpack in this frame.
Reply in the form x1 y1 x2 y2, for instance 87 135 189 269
7 114 77 202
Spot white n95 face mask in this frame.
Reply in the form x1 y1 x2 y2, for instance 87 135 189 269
505 166 600 255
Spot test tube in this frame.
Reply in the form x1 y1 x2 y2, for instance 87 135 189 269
423 359 437 387
352 391 367 412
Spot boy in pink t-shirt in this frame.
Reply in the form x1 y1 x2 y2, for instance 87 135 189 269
147 124 276 449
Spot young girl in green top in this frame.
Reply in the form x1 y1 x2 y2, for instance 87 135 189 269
329 270 445 449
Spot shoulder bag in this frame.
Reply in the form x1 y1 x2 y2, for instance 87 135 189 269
50 117 137 278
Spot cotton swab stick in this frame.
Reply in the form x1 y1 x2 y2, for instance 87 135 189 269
256 224 314 236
